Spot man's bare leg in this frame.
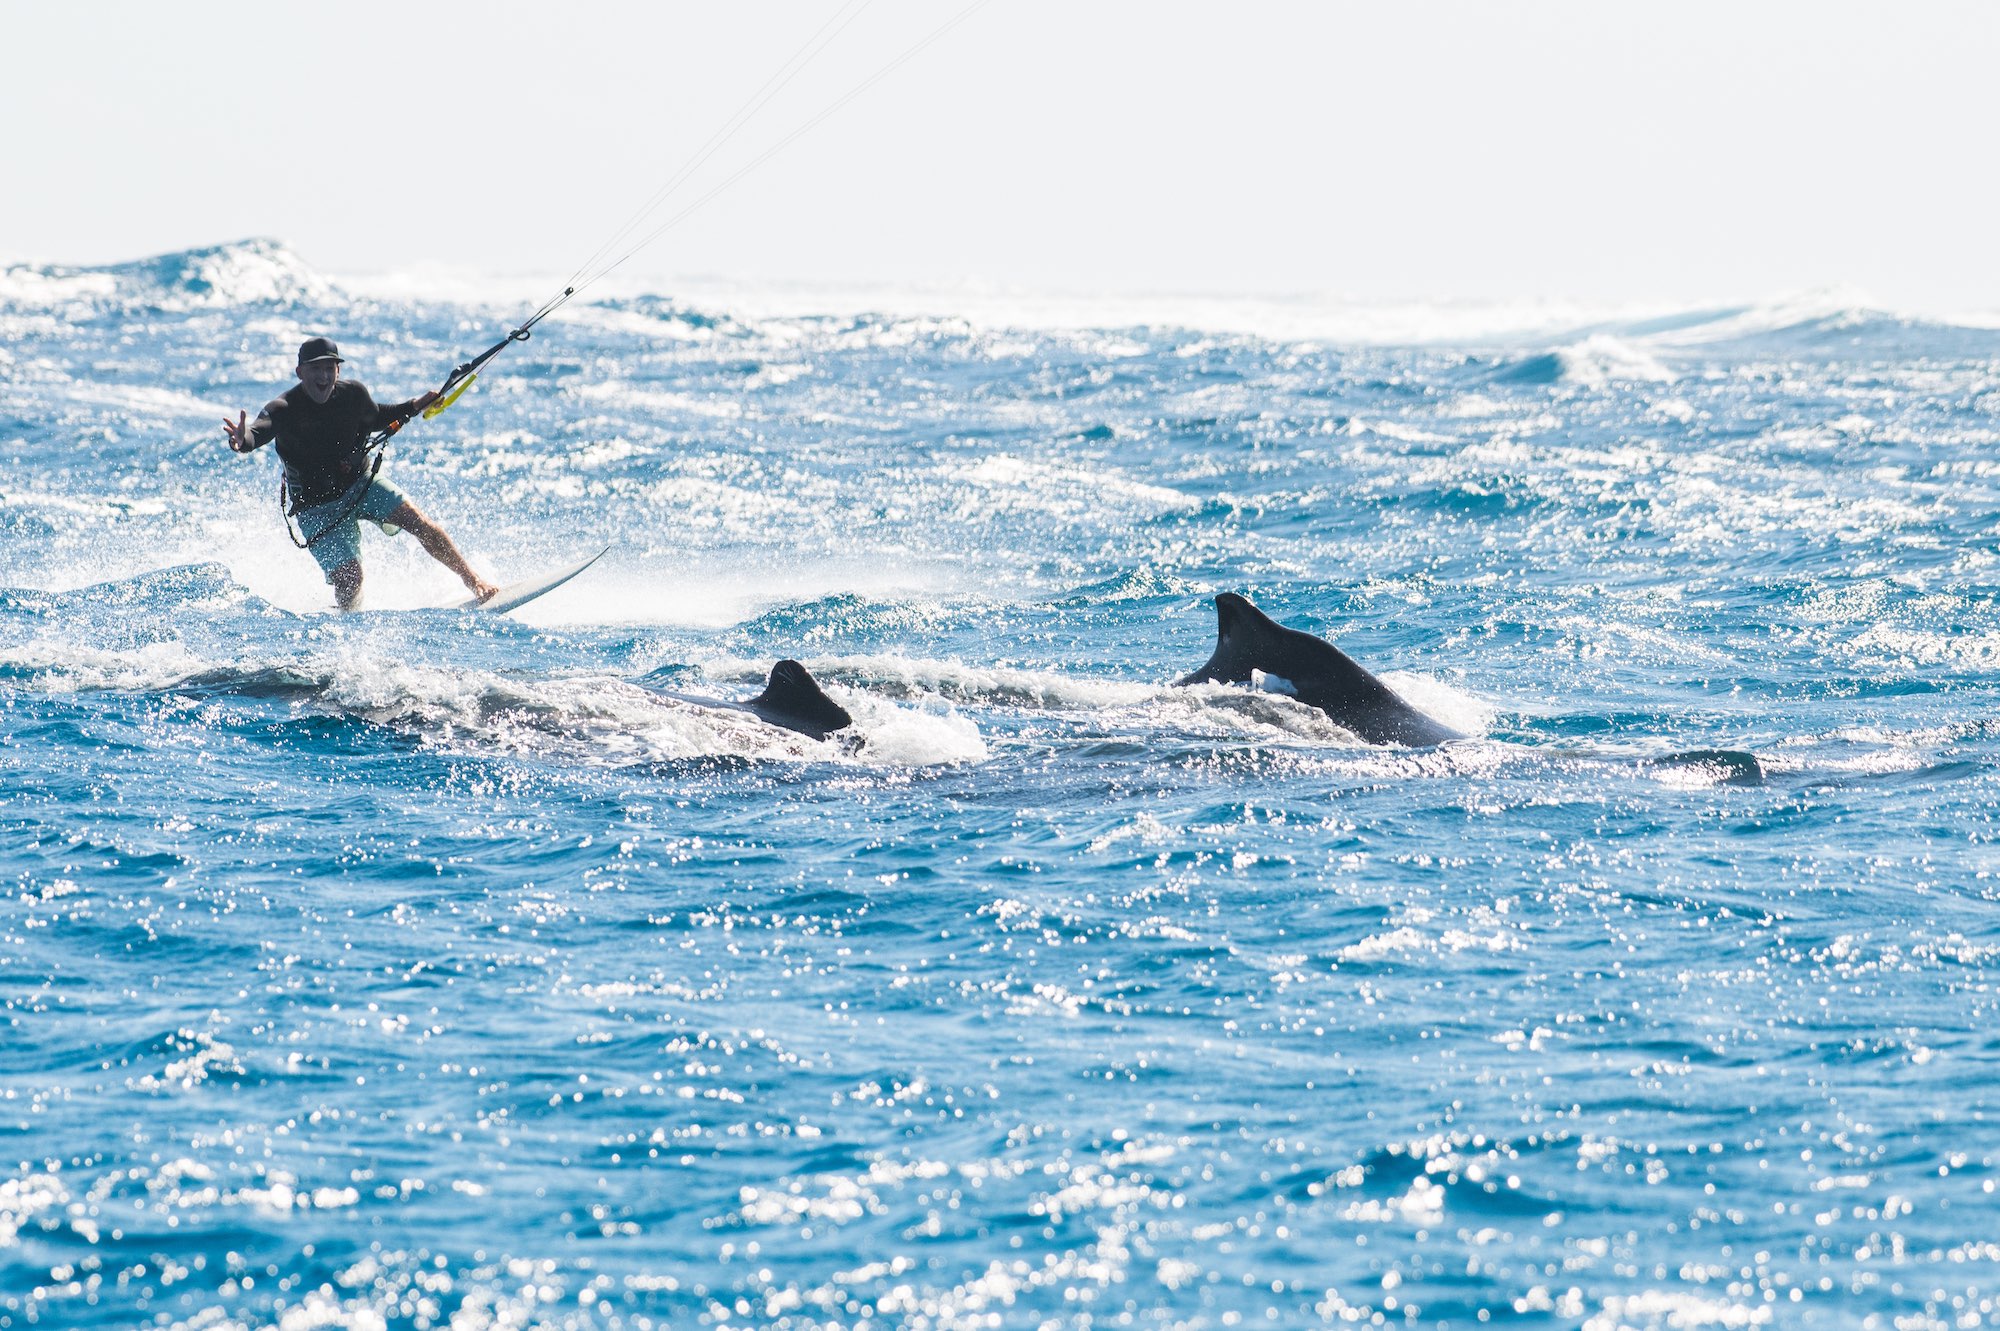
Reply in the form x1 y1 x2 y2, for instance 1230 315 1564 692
331 559 364 612
387 501 500 602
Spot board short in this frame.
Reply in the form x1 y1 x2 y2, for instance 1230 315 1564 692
295 475 412 581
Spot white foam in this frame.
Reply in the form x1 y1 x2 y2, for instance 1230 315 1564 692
825 653 1159 711
20 243 1992 358
1 489 170 520
1549 335 1677 386
966 454 1198 520
0 266 118 307
1 238 337 313
318 260 1745 346
1643 285 1877 348
1379 671 1494 737
0 635 969 767
133 1031 242 1093
493 559 968 630
841 691 987 766
0 638 215 692
1847 623 2000 670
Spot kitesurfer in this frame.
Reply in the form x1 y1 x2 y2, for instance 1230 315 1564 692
222 337 499 610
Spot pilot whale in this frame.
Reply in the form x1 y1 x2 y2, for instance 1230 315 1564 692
662 659 857 743
1177 593 1461 747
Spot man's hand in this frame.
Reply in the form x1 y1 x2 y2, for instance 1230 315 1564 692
221 410 254 453
413 390 441 414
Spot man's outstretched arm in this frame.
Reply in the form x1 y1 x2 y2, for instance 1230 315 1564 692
222 401 281 453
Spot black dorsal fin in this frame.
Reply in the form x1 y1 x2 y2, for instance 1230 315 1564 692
744 660 854 741
1175 593 1460 746
1179 592 1310 686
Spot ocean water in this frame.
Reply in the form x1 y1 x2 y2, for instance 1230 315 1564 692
4 240 2000 1329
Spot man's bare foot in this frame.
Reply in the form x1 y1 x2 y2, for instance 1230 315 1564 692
468 576 501 603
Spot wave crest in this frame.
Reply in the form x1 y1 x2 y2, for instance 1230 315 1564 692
0 238 336 313
1490 335 1676 387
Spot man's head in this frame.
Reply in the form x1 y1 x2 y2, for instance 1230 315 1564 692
296 336 344 403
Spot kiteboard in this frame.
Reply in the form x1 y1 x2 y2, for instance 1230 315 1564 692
454 545 610 615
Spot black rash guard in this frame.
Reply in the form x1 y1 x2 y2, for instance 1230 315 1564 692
245 380 424 510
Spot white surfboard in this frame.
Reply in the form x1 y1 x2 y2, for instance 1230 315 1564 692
454 546 610 614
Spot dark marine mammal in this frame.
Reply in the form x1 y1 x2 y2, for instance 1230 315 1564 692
1177 593 1461 747
742 659 855 741
663 659 857 743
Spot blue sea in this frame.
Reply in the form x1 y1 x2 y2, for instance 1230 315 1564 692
4 240 1999 1329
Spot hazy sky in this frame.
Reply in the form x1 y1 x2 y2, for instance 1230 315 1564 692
7 1 1997 311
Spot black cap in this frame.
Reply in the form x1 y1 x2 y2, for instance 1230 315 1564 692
298 336 344 364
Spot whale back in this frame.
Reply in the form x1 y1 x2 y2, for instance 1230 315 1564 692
744 659 855 741
1178 593 1459 747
